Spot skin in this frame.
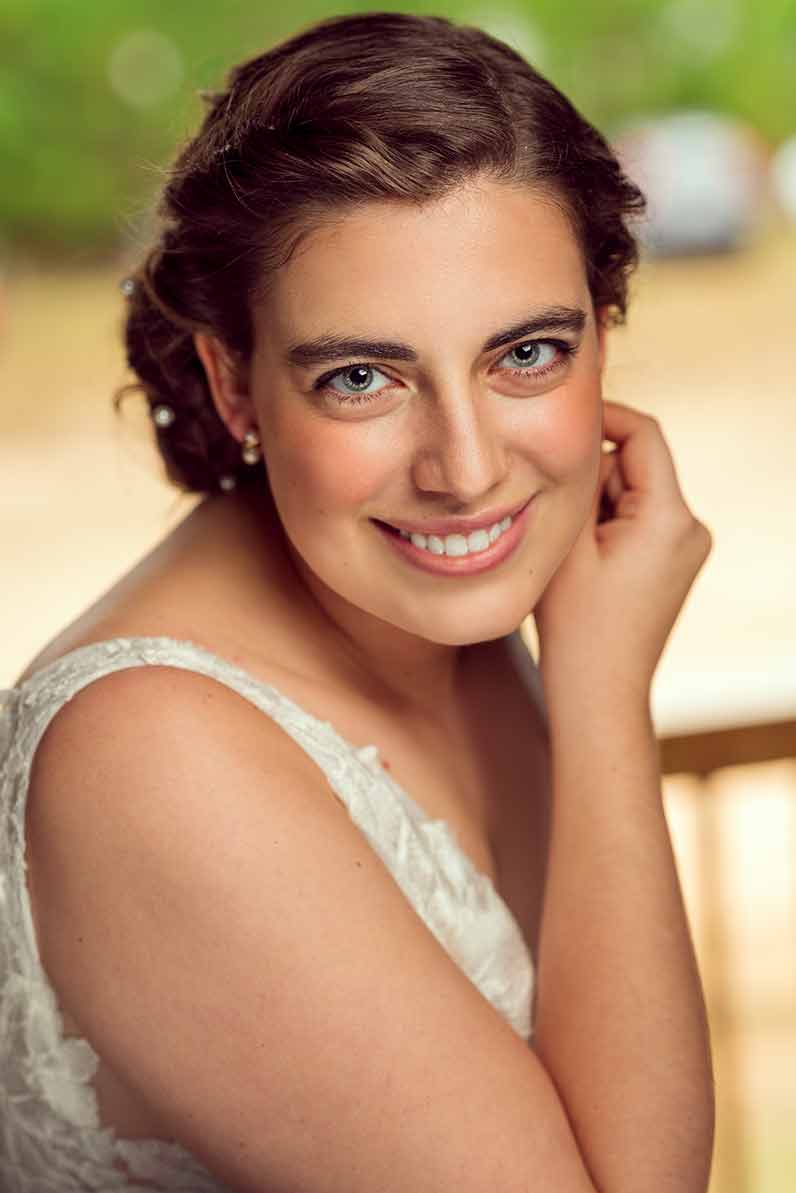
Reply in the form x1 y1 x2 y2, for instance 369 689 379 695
195 177 607 716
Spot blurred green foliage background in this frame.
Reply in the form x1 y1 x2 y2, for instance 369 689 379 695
1 0 794 261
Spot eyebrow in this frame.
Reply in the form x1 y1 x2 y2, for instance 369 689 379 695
285 304 588 369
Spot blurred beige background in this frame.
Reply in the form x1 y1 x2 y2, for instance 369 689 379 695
2 228 795 1191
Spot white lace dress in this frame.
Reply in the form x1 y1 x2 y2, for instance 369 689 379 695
0 636 538 1191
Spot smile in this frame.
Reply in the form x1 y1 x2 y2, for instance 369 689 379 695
397 515 513 557
372 496 534 577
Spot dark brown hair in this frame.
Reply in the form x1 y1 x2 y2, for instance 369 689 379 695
115 9 646 495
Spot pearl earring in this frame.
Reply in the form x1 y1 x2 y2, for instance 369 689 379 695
241 428 262 466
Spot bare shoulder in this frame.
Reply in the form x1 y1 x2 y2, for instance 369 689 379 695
26 662 323 824
24 657 598 1193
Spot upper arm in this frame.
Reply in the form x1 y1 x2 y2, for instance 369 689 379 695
25 665 597 1193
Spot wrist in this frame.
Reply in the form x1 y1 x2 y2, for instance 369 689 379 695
539 662 654 733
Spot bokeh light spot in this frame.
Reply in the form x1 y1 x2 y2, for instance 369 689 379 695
107 30 184 109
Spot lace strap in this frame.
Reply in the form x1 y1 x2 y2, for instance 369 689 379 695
3 636 409 859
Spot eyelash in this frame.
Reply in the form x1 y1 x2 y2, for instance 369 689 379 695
312 338 580 407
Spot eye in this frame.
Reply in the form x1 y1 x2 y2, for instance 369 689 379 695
312 337 579 408
313 363 395 405
496 339 577 378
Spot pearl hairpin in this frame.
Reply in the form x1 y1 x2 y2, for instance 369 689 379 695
152 404 176 428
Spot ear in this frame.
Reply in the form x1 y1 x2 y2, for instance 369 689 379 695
194 332 254 442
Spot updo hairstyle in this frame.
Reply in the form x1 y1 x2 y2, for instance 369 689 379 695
115 10 646 495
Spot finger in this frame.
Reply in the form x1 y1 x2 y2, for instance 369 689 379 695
615 490 640 519
593 454 615 526
601 401 686 501
601 451 624 504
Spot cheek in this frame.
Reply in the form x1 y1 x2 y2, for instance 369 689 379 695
264 411 389 519
529 383 602 482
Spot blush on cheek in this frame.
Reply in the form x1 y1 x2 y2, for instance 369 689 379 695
267 422 388 523
533 392 602 483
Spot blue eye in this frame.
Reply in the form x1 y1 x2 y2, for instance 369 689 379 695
314 363 392 404
313 338 579 407
501 341 559 371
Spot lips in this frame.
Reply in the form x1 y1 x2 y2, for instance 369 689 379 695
374 492 535 576
376 495 532 538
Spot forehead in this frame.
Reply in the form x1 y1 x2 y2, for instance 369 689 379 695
258 181 589 343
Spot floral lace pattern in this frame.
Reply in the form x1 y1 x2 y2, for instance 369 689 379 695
0 637 535 1191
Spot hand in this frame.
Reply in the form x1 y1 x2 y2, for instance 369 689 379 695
534 401 713 705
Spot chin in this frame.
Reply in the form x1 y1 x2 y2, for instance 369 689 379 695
386 592 539 649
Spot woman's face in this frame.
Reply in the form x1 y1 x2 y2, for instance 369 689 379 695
233 179 604 649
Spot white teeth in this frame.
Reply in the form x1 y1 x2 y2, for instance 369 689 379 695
444 535 469 557
464 529 490 554
400 516 512 556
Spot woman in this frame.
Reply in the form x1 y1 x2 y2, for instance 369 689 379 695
0 11 715 1192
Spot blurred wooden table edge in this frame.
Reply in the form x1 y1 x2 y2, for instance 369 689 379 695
651 658 796 775
659 714 796 776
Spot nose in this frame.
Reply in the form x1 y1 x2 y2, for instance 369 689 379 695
410 380 508 506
